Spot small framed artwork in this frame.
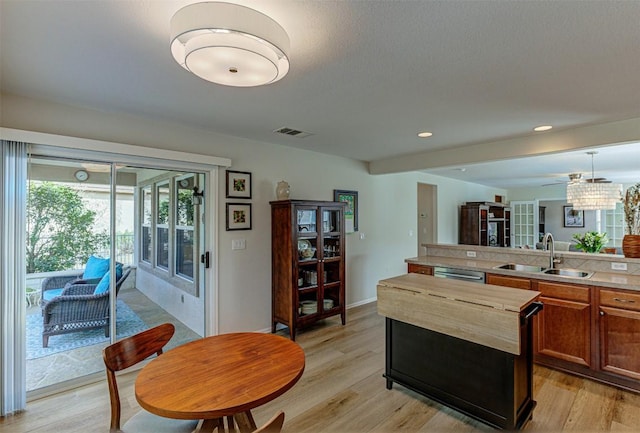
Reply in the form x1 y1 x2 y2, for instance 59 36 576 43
334 189 358 232
226 170 252 199
563 205 584 228
226 203 252 231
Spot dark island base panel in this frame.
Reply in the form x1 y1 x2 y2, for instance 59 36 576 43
384 318 536 430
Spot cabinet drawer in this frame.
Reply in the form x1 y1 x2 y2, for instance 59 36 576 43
600 289 640 312
487 274 531 290
407 264 433 276
536 281 590 303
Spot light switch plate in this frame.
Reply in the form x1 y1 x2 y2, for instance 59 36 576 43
232 239 246 250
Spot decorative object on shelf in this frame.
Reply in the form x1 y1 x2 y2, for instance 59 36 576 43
563 205 584 228
333 190 358 232
226 203 251 231
566 151 622 210
276 180 290 200
572 231 608 253
226 170 252 199
170 2 290 87
622 182 640 258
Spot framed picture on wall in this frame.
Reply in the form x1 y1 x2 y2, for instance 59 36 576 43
333 189 358 232
225 170 252 199
226 203 252 230
563 205 584 228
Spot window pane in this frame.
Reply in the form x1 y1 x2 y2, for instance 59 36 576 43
176 177 194 227
142 186 152 262
176 228 194 280
157 183 170 225
157 227 169 269
142 186 152 225
142 226 151 262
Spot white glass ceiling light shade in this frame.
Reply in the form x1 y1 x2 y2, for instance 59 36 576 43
566 152 622 210
170 2 290 87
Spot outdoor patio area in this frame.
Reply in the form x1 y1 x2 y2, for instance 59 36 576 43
26 282 201 391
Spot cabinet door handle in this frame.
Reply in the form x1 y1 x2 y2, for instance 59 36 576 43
613 297 635 303
600 311 605 316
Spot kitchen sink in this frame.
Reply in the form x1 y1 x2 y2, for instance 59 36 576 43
494 263 546 272
541 268 593 278
494 263 593 279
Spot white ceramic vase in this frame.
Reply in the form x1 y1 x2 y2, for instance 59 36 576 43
276 180 290 200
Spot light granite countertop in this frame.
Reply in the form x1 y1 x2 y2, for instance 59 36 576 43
406 255 640 292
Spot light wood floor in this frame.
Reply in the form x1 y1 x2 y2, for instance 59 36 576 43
3 302 640 432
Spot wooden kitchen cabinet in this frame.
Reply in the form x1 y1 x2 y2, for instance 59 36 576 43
486 273 531 290
407 263 433 275
534 281 592 367
598 288 640 381
270 200 346 340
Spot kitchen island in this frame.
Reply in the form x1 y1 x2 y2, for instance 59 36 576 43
377 273 542 430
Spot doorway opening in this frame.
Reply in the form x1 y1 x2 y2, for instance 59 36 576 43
417 183 437 255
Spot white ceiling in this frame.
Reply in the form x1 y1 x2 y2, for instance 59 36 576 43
2 1 639 189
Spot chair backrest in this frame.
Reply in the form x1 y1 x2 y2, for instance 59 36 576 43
102 323 175 431
253 411 285 433
114 268 131 296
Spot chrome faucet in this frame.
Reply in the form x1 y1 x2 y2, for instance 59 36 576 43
542 232 559 269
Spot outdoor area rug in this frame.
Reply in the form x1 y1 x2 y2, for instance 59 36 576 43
26 299 148 360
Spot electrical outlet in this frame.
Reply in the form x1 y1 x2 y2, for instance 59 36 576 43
611 262 628 271
466 251 477 258
359 232 366 240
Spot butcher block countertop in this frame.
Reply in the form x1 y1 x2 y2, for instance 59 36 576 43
377 273 540 355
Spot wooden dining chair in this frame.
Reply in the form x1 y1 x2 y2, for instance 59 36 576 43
102 323 199 433
253 411 285 433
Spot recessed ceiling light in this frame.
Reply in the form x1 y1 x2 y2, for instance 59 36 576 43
533 125 553 132
417 131 433 138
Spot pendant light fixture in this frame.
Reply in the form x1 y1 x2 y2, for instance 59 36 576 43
170 2 290 87
566 151 622 210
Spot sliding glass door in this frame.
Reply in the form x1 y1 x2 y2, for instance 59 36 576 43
26 155 206 394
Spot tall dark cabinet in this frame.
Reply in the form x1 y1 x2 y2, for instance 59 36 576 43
459 202 511 247
270 200 346 340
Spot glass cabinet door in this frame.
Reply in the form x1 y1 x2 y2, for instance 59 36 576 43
322 208 342 258
296 207 319 316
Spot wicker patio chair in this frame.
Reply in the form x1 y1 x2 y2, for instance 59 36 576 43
41 268 131 347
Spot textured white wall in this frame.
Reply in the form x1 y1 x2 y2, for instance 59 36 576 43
2 93 506 333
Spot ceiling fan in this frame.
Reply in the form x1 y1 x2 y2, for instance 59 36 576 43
542 172 612 187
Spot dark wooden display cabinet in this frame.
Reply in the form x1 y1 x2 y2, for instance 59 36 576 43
270 200 346 340
459 202 511 247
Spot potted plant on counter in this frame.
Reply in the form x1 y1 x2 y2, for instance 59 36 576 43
622 183 640 258
573 231 608 253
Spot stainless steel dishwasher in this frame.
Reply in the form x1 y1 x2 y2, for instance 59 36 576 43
433 266 485 283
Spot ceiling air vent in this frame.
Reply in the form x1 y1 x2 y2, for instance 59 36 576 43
273 127 313 138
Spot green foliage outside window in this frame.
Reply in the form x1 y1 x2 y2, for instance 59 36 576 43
26 182 108 273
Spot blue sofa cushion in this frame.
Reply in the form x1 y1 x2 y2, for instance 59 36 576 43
82 256 110 280
42 288 64 302
94 264 123 295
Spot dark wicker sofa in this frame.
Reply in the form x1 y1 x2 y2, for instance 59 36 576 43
40 268 131 347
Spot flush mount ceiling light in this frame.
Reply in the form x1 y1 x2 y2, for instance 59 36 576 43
566 151 622 210
417 131 433 138
170 2 290 87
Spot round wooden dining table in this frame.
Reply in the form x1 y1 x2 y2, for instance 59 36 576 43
135 332 305 433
